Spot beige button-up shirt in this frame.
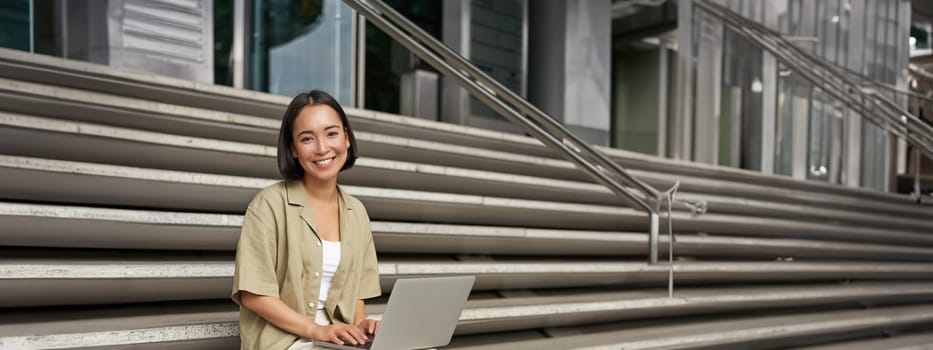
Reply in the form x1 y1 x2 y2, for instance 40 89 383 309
232 181 381 350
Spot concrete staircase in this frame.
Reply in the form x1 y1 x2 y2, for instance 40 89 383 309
1 47 932 349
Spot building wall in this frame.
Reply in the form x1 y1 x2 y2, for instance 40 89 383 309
64 0 214 83
528 0 611 145
527 0 565 133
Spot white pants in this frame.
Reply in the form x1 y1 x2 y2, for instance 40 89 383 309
286 311 332 350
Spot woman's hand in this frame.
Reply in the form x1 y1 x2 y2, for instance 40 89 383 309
310 323 369 346
357 318 380 336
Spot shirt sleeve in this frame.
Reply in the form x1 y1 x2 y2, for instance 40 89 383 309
231 197 280 306
357 231 382 300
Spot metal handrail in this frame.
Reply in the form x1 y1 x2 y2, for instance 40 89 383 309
357 0 660 200
693 0 933 161
344 0 692 267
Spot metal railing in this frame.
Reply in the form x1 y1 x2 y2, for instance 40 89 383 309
784 34 933 200
901 66 933 198
343 0 700 281
693 0 933 164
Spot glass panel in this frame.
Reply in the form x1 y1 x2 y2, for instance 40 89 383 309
862 0 874 78
786 0 801 35
0 0 31 51
214 0 234 86
773 64 796 176
858 0 890 190
885 0 898 83
814 0 825 58
665 48 678 159
772 0 794 176
720 2 770 171
861 122 887 190
250 0 353 102
31 0 55 55
468 0 524 120
612 46 661 155
364 0 442 114
808 89 826 181
807 89 844 183
874 0 887 81
838 0 848 68
774 0 791 33
717 81 734 166
824 0 839 64
740 50 764 171
364 22 400 113
802 0 848 184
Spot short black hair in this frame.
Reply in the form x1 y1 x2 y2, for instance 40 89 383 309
277 90 358 180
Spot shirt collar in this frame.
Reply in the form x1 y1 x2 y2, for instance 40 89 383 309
287 180 353 238
285 180 354 212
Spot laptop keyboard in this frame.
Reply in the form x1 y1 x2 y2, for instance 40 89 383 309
345 338 373 349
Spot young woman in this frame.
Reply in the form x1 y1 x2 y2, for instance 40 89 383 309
232 90 381 350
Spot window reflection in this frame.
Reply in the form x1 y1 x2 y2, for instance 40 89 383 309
251 0 352 102
0 0 31 52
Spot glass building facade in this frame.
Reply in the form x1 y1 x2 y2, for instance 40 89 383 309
676 0 911 190
0 0 921 192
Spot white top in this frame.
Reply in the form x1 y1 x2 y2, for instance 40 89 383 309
317 239 342 313
290 240 341 349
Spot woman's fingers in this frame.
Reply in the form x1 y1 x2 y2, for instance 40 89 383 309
335 324 368 345
364 319 379 334
318 324 364 345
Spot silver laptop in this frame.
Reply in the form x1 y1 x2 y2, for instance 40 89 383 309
317 276 475 350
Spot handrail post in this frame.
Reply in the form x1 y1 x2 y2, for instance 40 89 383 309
916 143 922 200
649 213 659 264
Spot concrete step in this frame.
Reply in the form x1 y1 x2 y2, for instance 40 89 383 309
673 191 933 232
447 304 933 349
5 152 933 246
0 109 584 181
603 145 923 210
0 160 641 231
0 111 277 178
0 76 279 146
0 79 581 183
4 258 933 307
4 154 933 245
0 48 918 211
0 48 552 157
679 213 933 247
637 167 932 218
451 282 933 335
0 153 622 210
0 302 238 350
384 260 933 288
0 150 933 230
792 330 933 350
0 202 242 251
1 76 929 219
5 201 933 260
371 221 933 261
3 283 933 349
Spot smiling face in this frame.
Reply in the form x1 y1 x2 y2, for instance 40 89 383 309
290 104 350 185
